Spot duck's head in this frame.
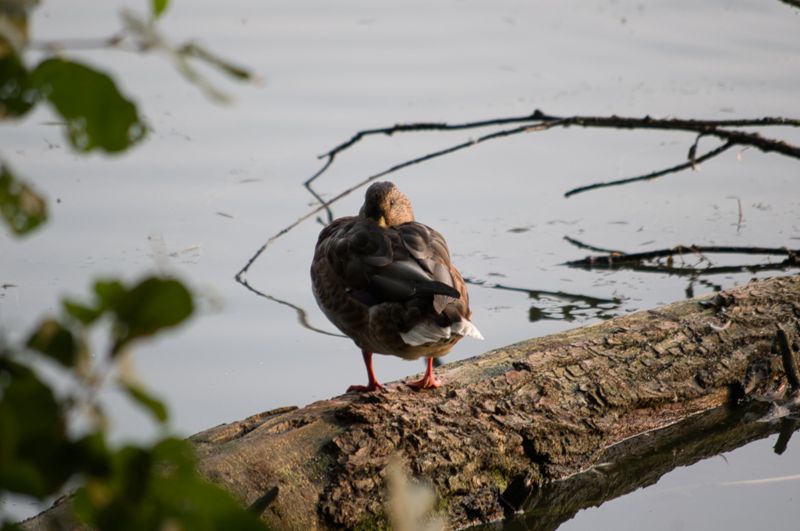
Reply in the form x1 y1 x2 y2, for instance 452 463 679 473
360 181 415 227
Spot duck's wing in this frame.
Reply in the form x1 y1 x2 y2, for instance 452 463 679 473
397 222 472 316
317 218 459 306
396 222 482 343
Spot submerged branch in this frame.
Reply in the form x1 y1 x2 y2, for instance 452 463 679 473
564 243 800 268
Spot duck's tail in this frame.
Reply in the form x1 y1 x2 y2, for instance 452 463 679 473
400 318 484 346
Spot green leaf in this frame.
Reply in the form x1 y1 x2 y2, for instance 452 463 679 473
0 51 38 118
70 431 112 478
63 299 103 325
0 357 73 498
111 277 193 354
26 318 77 368
0 162 47 236
123 383 168 423
31 58 147 153
93 279 126 311
152 0 169 19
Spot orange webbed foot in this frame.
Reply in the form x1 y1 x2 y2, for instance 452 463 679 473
347 382 385 393
405 357 442 390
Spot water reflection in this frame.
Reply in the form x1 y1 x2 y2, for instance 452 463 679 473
563 236 800 300
236 275 344 338
468 403 800 531
465 278 622 322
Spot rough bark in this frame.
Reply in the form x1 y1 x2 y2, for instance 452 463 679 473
474 401 797 530
23 275 800 530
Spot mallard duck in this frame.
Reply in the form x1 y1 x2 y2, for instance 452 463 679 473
311 181 483 392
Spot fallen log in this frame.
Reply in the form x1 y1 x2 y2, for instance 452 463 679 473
474 400 796 530
23 274 800 530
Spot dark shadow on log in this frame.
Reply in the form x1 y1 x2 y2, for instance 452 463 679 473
469 401 794 531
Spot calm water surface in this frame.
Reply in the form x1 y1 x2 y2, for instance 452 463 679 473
2 0 800 527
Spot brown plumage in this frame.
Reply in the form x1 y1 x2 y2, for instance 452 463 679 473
311 181 483 391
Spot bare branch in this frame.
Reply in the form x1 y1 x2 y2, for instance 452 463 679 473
238 110 800 308
236 274 345 338
564 141 734 197
563 236 623 254
305 111 800 210
238 121 558 280
29 33 126 51
564 244 800 268
316 110 800 163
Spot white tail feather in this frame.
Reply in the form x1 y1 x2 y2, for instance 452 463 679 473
400 321 451 346
400 319 484 346
451 319 484 341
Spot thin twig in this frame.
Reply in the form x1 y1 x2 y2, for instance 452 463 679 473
563 236 624 255
564 142 734 197
237 121 561 280
303 157 336 224
610 262 796 277
237 276 344 338
29 33 126 51
687 133 705 170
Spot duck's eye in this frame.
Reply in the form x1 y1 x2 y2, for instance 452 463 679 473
389 199 396 208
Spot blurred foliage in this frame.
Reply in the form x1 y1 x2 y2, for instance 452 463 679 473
0 0 253 237
151 0 169 19
1 0 268 529
0 162 46 236
1 277 269 530
32 58 147 153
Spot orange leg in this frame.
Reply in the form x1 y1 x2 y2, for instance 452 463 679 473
347 350 384 392
406 357 442 390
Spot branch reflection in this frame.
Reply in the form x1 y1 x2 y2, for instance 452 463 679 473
466 278 623 322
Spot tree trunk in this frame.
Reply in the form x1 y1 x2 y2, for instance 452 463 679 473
23 275 800 530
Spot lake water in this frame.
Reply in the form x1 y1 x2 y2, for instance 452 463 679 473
2 0 800 527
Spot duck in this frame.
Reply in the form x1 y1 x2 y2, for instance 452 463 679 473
310 181 483 392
